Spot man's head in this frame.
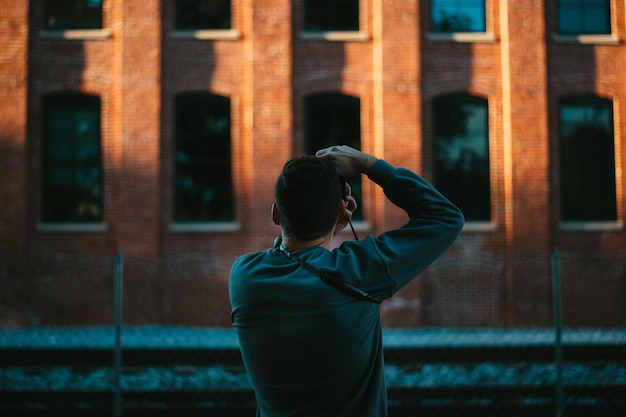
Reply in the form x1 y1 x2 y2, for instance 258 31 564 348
273 156 343 241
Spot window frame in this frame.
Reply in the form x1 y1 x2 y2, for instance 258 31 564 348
44 0 104 30
41 92 104 225
304 93 365 223
172 92 235 226
556 0 611 36
430 0 487 34
303 0 360 32
432 94 492 224
173 0 232 30
299 0 368 42
557 95 618 226
426 0 495 43
41 0 110 40
169 0 240 41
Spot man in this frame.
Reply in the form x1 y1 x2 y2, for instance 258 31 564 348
229 145 464 416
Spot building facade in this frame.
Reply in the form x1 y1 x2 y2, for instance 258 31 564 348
0 0 624 328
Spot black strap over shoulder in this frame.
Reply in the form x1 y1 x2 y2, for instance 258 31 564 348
274 237 382 304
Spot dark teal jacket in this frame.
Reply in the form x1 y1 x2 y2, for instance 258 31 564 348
229 160 464 417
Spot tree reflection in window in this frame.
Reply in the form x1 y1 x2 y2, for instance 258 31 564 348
305 93 362 220
559 96 616 221
431 0 486 33
43 93 103 222
434 95 490 221
174 93 233 222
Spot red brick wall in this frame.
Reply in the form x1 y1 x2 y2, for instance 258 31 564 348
0 0 624 328
545 0 626 327
0 2 29 327
0 2 29 257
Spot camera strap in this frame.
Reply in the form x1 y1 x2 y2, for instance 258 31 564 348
274 237 382 304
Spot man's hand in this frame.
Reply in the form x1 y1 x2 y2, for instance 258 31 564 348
335 183 358 234
315 145 377 178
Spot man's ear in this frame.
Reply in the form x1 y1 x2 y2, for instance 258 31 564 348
271 202 281 226
332 200 349 236
338 200 347 222
344 195 357 214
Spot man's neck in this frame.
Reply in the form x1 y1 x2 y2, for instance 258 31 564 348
280 234 333 252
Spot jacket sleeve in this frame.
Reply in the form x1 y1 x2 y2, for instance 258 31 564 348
336 159 465 299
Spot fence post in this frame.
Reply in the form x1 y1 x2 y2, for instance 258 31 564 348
114 250 124 417
552 248 564 417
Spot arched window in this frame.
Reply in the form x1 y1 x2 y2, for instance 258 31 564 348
304 93 362 220
174 93 233 222
433 94 490 221
43 93 103 222
303 0 359 31
559 96 616 221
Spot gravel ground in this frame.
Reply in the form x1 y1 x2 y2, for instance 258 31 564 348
1 326 625 390
1 326 625 349
2 362 626 391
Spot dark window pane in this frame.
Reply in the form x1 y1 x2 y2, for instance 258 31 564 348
559 97 616 221
557 0 610 34
45 0 103 30
431 0 486 33
558 8 580 33
434 95 490 221
584 9 609 33
305 94 362 220
304 0 359 31
43 94 103 222
174 93 233 222
175 0 231 30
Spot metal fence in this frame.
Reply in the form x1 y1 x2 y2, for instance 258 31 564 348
0 250 625 416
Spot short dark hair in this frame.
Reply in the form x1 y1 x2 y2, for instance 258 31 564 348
274 156 342 240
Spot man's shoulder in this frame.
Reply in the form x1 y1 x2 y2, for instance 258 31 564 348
232 249 273 271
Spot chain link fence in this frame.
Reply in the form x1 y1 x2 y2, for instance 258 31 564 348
1 251 625 416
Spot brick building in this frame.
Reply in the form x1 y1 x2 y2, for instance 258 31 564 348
0 1 624 329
